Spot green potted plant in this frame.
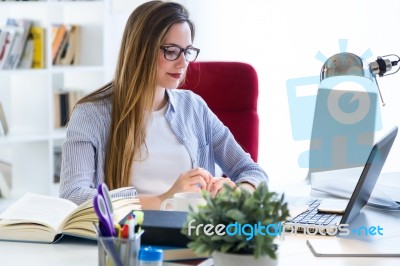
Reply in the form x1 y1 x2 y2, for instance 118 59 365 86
182 182 289 266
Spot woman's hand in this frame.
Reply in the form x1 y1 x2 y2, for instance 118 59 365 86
140 168 212 210
207 176 236 197
161 168 212 200
238 182 256 192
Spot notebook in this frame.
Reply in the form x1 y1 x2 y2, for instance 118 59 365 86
285 126 398 234
307 238 400 257
120 210 190 247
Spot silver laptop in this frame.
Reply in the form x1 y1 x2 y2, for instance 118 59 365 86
285 126 398 235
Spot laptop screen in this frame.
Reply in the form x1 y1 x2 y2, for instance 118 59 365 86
340 126 398 224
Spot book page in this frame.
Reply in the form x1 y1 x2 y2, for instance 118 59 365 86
62 195 141 238
0 192 77 231
60 186 138 228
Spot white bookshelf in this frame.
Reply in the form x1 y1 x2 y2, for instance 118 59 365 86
0 0 109 198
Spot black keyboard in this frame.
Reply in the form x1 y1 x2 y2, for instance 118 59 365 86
288 199 338 226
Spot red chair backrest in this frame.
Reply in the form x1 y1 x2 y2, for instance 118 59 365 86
179 61 259 161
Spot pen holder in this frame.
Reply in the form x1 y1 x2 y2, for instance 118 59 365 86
98 236 141 266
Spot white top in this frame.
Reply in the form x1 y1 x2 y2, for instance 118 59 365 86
131 103 192 194
61 89 267 205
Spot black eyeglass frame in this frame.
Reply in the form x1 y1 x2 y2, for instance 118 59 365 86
160 45 200 62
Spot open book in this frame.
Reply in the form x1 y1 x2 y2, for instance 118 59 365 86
0 188 141 243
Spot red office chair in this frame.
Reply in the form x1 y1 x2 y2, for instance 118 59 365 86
179 61 259 161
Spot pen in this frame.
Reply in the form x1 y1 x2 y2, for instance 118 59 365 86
128 217 136 240
123 217 137 264
114 224 122 238
121 224 129 239
133 210 144 234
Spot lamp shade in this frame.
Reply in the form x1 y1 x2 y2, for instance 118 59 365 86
320 52 374 82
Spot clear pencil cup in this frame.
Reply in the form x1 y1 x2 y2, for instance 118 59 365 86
98 236 141 266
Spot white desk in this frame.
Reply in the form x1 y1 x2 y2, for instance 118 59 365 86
0 237 97 266
0 183 400 266
277 207 400 266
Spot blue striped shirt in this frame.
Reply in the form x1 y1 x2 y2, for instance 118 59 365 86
59 89 268 205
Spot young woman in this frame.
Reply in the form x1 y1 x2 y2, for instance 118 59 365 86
60 1 268 209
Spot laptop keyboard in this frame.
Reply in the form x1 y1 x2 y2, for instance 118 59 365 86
288 199 338 226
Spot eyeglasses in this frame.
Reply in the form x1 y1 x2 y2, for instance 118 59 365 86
160 45 200 62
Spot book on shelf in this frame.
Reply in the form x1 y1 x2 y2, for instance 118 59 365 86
53 27 69 65
60 24 80 65
4 18 32 69
0 101 8 136
0 26 17 69
17 31 34 69
2 21 23 69
0 188 141 243
0 160 12 198
51 24 67 64
0 18 34 69
53 89 85 128
30 26 45 69
52 24 80 66
0 29 8 66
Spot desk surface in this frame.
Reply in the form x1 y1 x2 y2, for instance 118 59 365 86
1 183 400 266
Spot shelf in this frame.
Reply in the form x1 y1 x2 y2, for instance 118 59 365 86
50 65 104 73
0 0 108 197
0 66 103 74
0 69 48 75
0 133 50 144
0 1 47 8
51 128 67 140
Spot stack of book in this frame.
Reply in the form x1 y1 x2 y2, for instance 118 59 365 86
0 102 8 136
51 23 81 66
0 18 45 69
53 89 85 128
0 160 11 198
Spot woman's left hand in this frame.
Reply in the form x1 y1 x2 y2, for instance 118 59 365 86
207 177 236 197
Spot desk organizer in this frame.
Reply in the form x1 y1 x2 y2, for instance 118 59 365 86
98 236 141 266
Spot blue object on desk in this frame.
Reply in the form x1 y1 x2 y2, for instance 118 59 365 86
138 247 163 266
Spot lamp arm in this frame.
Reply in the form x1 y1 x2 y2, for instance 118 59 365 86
373 75 386 106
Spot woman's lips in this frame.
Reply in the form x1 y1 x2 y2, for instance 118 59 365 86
168 73 182 79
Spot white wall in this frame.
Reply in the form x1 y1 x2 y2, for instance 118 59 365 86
107 0 400 186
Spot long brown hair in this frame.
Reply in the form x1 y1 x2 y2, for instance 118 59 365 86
78 1 195 189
